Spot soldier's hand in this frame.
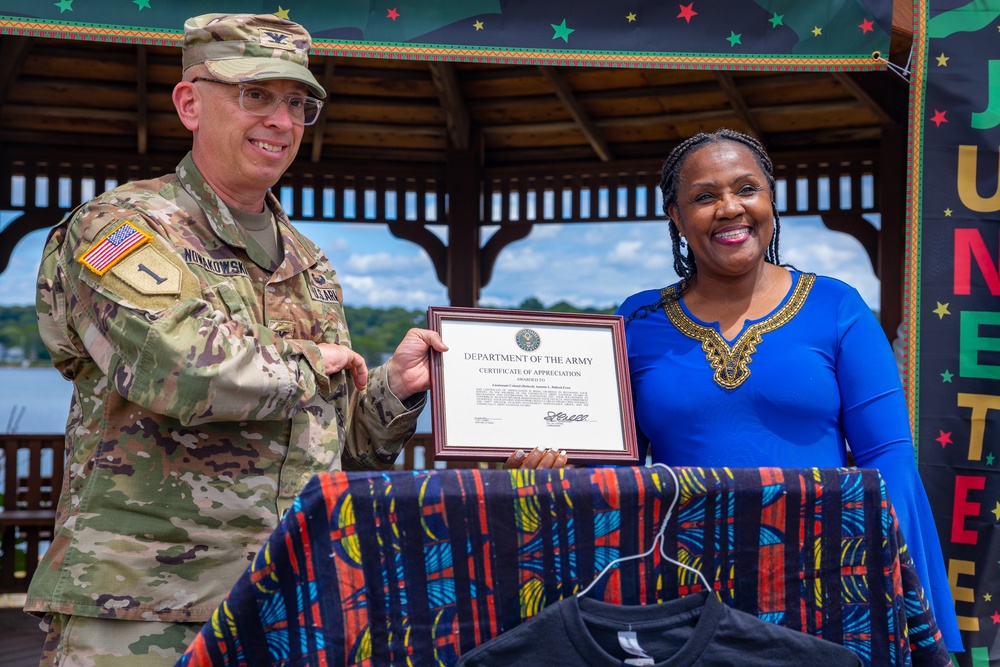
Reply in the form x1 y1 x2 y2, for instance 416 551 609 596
386 328 448 400
504 447 570 470
318 343 369 390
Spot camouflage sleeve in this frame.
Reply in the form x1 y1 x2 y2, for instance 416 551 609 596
58 208 332 426
341 363 426 470
36 221 88 380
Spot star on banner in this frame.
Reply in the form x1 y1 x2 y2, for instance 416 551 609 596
936 53 949 66
941 370 954 383
275 6 290 19
944 208 952 216
933 302 950 318
994 502 1000 521
992 610 1000 624
551 19 574 42
812 26 822 37
387 8 400 21
474 20 484 30
986 593 994 602
930 110 948 127
54 0 72 11
936 430 952 447
133 0 151 8
988 452 996 466
626 12 637 23
769 13 783 28
859 18 874 34
726 31 742 47
677 3 697 23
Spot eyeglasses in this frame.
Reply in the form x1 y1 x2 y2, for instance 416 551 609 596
192 77 324 126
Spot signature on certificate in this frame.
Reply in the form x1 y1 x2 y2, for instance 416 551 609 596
543 411 589 423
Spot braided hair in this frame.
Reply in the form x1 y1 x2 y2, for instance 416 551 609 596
626 129 782 323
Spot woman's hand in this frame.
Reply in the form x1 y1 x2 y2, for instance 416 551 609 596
503 447 570 469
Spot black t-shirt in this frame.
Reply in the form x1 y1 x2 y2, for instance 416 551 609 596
456 590 864 666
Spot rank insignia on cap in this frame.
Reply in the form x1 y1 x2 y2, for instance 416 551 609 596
259 28 295 51
78 221 151 275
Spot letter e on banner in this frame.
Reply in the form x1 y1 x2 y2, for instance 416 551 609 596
952 475 985 544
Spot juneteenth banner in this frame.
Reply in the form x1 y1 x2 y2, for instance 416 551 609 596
910 1 1000 665
0 0 893 69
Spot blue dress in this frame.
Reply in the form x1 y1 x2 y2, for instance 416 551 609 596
616 271 962 651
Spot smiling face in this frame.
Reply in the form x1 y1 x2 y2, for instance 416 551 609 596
667 140 776 281
180 75 306 212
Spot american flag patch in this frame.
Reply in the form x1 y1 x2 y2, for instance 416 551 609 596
78 221 151 275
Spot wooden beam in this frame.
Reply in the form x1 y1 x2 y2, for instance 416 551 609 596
136 45 148 155
833 72 904 126
819 212 879 274
310 58 337 163
317 121 447 138
481 225 533 287
0 37 34 107
388 222 448 284
714 72 763 141
538 66 614 162
0 210 58 274
444 134 483 306
890 0 914 65
428 62 471 151
482 108 735 136
877 121 907 341
3 105 139 122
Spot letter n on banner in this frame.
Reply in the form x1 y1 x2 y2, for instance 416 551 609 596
910 2 1000 662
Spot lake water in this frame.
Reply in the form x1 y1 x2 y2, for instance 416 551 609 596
0 365 431 435
1 366 74 435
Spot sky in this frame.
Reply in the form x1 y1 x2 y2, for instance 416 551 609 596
0 210 880 312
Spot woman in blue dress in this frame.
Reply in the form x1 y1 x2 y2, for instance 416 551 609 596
616 129 962 652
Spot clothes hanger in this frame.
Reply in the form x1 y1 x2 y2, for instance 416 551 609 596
576 463 712 599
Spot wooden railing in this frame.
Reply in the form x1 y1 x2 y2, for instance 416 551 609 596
2 149 880 272
2 149 877 226
0 432 456 593
0 434 64 593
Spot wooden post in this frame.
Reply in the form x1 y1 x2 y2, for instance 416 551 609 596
879 122 906 342
445 134 483 307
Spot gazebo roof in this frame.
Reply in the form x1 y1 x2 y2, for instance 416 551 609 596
0 31 910 169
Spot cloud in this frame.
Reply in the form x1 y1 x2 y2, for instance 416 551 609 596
606 238 672 273
345 251 432 276
342 274 445 309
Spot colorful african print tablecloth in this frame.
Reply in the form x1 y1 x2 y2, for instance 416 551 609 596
176 466 951 666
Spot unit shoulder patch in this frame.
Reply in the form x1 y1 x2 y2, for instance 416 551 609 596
110 245 181 296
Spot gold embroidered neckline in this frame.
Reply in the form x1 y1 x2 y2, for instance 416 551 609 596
661 273 815 389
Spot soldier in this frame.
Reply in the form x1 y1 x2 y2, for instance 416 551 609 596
28 13 447 665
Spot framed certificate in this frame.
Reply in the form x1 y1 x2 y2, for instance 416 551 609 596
427 307 638 464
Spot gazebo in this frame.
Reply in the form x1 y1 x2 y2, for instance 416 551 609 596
0 1 913 337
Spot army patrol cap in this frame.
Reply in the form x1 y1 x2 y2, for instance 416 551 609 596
182 13 327 99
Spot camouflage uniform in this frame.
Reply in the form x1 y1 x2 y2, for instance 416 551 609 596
27 153 423 624
39 614 202 666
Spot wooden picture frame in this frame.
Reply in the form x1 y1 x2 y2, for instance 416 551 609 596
427 306 638 464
